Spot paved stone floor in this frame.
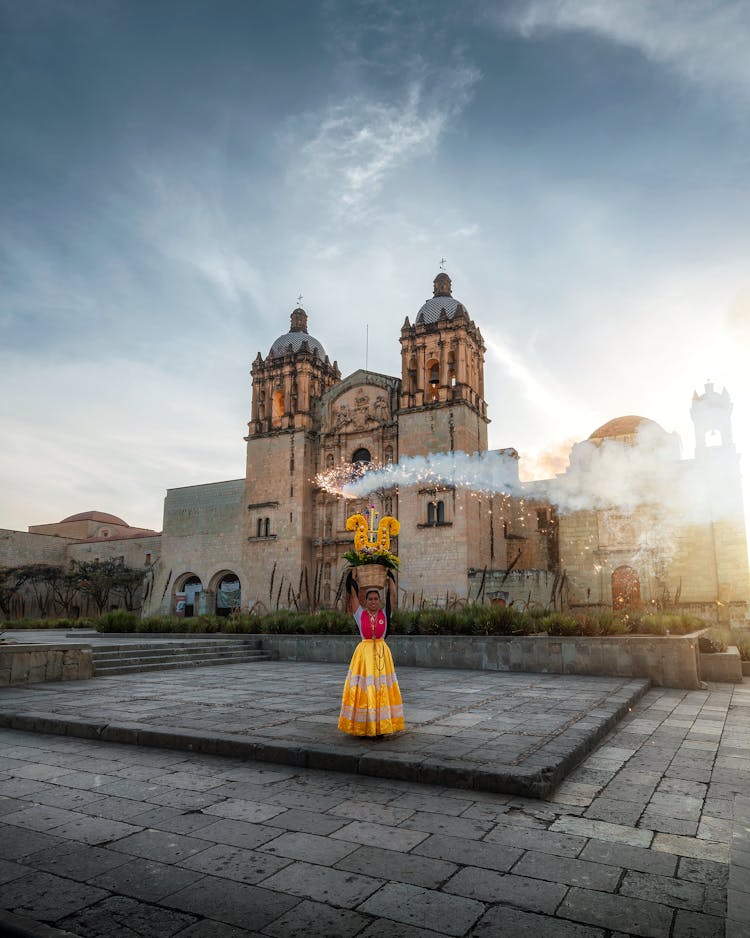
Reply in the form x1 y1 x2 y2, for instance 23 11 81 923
0 662 647 797
0 664 748 936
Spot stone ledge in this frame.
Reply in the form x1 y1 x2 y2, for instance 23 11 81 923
699 645 744 683
0 643 93 686
259 632 703 689
0 675 649 799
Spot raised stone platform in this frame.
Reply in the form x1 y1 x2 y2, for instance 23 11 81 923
0 643 93 686
700 645 744 683
0 661 648 798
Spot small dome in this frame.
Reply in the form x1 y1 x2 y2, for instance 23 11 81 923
589 416 663 441
269 307 328 359
60 511 129 526
416 272 469 325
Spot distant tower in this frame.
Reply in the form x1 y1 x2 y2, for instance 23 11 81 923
690 382 750 613
691 381 735 455
397 273 491 598
243 306 340 608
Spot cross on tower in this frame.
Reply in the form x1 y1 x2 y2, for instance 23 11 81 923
297 293 303 307
439 257 447 271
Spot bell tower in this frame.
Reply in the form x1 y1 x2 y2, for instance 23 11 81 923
396 272 492 599
689 382 750 613
243 306 340 610
691 381 735 456
398 272 488 456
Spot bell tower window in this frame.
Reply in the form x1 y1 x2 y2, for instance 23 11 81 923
272 389 285 426
427 359 440 401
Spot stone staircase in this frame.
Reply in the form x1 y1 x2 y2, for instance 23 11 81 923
92 638 271 676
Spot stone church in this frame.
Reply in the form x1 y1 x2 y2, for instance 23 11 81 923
3 272 748 621
142 271 749 621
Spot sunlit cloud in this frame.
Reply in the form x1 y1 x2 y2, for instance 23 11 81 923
497 0 750 99
287 61 478 218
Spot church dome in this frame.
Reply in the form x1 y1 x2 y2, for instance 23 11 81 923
269 307 328 359
60 510 128 526
416 272 469 324
589 416 664 442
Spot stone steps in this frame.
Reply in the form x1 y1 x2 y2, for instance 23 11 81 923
92 639 271 676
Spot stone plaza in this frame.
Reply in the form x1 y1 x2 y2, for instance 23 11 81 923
0 650 748 937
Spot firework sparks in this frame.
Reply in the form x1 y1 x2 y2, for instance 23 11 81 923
319 450 526 500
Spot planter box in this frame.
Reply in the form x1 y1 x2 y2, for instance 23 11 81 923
700 645 744 683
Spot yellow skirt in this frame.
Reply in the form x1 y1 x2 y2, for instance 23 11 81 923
338 639 405 737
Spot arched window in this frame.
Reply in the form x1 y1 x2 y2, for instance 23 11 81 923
272 389 285 425
326 453 334 468
427 359 440 401
352 448 371 464
257 518 263 537
384 445 394 463
427 500 444 525
264 517 271 537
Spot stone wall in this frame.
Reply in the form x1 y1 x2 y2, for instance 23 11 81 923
0 643 93 685
147 479 245 616
258 632 702 689
467 569 560 608
0 529 72 567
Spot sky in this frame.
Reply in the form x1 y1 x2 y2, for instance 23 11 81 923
2 0 750 541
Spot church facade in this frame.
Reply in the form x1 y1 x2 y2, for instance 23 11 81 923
141 272 749 622
4 272 748 622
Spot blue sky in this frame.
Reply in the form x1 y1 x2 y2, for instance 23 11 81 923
2 0 750 539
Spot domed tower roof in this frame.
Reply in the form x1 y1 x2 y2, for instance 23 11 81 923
268 307 328 359
415 272 469 325
60 511 128 526
588 416 662 440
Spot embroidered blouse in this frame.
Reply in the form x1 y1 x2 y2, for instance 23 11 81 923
354 606 388 640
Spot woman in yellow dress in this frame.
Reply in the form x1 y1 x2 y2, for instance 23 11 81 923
338 571 405 737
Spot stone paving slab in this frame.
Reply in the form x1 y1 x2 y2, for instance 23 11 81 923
0 680 747 937
0 661 647 799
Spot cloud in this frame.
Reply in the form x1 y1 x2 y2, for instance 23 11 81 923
483 329 596 431
290 85 443 215
496 0 750 99
285 57 478 218
449 224 480 239
519 438 577 481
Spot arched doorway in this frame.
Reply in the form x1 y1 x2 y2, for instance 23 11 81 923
177 575 203 617
612 566 641 609
215 573 241 617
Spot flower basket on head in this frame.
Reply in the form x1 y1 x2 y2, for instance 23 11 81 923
354 564 388 591
343 508 400 589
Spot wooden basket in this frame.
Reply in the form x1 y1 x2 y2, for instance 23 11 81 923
353 564 388 591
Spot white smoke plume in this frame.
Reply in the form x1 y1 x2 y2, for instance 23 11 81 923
317 422 741 527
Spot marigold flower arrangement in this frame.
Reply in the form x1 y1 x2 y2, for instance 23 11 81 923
344 507 400 570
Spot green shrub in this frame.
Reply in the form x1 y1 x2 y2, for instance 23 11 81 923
698 627 730 654
731 630 750 660
97 610 138 632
